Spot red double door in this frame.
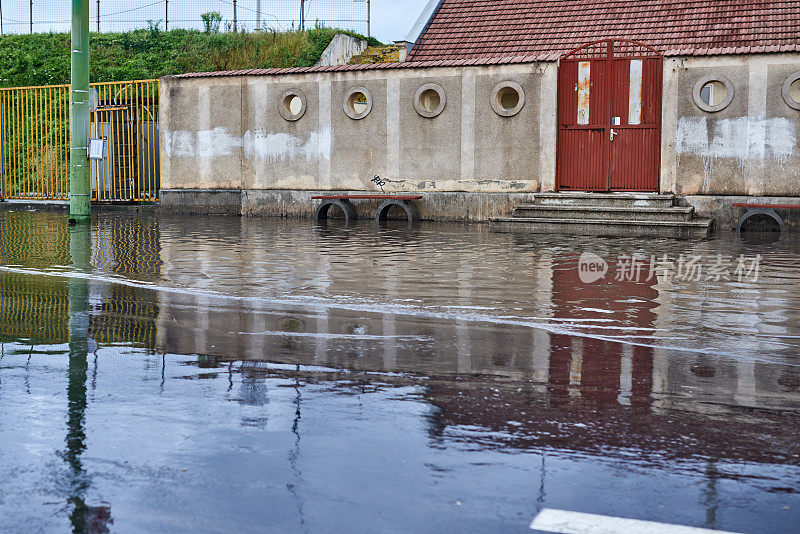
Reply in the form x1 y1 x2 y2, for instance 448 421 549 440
556 40 663 192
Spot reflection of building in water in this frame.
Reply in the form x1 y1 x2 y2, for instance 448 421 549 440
0 212 161 350
419 240 800 471
547 253 657 410
422 377 800 470
421 243 800 474
648 238 800 416
154 225 800 419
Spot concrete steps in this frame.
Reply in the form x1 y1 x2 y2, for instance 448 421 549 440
513 205 695 222
533 192 676 208
492 192 713 238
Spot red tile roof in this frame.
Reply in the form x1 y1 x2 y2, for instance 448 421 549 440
408 0 800 62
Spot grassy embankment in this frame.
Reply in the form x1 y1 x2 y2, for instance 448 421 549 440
0 27 379 195
0 27 381 87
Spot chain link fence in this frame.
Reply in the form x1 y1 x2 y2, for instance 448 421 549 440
0 0 369 36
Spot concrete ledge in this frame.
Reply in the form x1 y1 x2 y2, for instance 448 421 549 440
0 201 158 214
239 190 539 221
159 189 242 215
142 191 800 232
682 195 800 231
0 200 69 212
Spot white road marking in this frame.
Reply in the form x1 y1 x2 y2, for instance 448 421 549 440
530 509 742 534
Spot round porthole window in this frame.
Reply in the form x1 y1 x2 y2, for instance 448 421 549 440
280 89 307 121
414 83 446 118
491 81 525 117
782 71 800 111
343 86 373 120
692 75 734 112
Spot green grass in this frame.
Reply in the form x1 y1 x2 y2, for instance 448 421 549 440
0 27 381 88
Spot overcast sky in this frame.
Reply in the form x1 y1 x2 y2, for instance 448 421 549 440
1 0 431 42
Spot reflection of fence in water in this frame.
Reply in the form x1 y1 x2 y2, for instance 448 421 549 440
0 284 159 348
90 287 159 350
0 273 160 349
89 215 163 349
0 213 162 348
0 273 70 343
0 80 159 202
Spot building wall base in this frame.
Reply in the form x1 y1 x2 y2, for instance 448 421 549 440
161 189 539 222
682 195 800 231
158 189 800 233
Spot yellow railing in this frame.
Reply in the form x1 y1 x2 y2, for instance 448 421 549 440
90 80 160 202
0 79 159 202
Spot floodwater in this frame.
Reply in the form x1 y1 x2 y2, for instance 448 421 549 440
0 210 798 533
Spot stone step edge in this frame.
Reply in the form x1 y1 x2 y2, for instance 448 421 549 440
514 205 693 213
534 192 675 199
534 191 675 196
492 217 713 228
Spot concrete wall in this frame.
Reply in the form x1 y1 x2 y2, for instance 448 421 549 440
159 63 554 219
315 34 367 67
159 53 800 222
663 54 800 197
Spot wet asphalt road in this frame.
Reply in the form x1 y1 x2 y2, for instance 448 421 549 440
0 211 798 533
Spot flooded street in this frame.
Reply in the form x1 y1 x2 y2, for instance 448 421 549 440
0 210 798 533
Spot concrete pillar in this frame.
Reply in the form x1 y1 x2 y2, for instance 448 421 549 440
460 71 475 181
386 76 401 180
538 63 558 192
318 80 332 189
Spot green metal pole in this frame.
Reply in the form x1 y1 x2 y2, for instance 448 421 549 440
70 0 90 221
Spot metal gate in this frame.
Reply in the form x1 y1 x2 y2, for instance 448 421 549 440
0 79 159 202
556 40 662 192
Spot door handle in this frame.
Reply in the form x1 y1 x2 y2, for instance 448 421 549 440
610 129 618 141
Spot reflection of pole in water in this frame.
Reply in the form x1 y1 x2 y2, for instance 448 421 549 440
287 370 307 531
456 259 473 373
702 461 719 530
383 264 399 370
536 453 546 514
67 223 112 532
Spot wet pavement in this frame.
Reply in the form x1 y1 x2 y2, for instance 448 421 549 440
0 210 798 533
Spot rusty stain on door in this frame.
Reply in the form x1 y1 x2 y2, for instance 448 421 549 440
577 61 591 125
628 59 643 125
